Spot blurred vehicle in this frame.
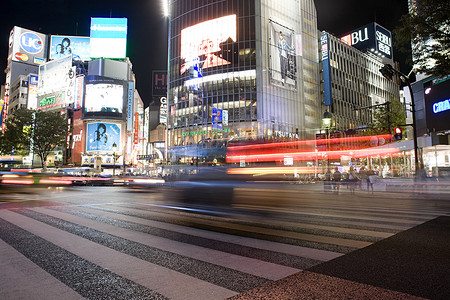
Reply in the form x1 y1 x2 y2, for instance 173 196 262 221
126 177 166 190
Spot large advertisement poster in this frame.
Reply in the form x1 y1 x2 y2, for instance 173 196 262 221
86 122 121 152
90 18 128 59
180 15 237 75
268 20 297 88
8 26 47 66
50 36 91 61
37 55 76 110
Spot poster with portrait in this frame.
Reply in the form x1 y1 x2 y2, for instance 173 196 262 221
268 20 297 88
50 36 91 61
86 122 121 152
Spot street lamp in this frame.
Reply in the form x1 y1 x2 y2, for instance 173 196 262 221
322 111 332 171
112 142 117 176
379 64 421 174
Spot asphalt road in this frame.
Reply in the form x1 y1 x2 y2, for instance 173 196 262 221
0 185 449 299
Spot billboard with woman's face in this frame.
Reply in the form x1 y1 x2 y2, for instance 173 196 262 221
86 122 121 152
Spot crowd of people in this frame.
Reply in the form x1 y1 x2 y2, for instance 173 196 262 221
324 166 378 194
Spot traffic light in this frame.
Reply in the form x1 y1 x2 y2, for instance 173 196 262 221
394 127 402 140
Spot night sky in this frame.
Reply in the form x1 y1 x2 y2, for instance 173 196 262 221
1 0 410 106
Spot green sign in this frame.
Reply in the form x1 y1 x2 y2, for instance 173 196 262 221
182 128 231 137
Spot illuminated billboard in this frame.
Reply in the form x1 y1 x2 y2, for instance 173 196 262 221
8 26 47 66
83 75 126 120
180 15 236 75
86 122 121 152
268 19 297 88
340 22 393 60
38 55 76 110
50 36 91 61
90 18 128 59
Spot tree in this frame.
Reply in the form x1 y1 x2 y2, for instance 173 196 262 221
370 97 406 136
0 109 34 155
394 0 450 78
0 109 69 171
33 110 70 171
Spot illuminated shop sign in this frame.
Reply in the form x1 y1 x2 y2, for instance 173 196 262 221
90 18 127 59
182 128 231 137
27 74 38 109
180 15 236 75
432 99 450 113
127 81 134 130
159 97 167 125
321 33 332 106
8 26 47 66
340 23 392 60
425 79 450 133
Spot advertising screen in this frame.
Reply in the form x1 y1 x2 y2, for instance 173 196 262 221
180 15 236 75
86 122 121 152
83 75 126 119
425 79 450 133
90 18 128 59
50 36 91 61
269 20 297 88
8 26 47 66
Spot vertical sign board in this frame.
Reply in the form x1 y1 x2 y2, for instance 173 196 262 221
134 112 139 144
152 71 167 97
74 75 84 109
27 74 39 109
127 81 134 131
321 33 332 106
375 24 392 60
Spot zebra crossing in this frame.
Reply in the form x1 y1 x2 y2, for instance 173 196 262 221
0 189 445 299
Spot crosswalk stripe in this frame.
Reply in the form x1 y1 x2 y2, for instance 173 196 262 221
0 210 238 300
32 206 302 281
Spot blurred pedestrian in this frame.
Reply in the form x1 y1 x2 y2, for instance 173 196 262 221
358 166 368 190
332 167 342 193
348 166 359 194
367 169 376 193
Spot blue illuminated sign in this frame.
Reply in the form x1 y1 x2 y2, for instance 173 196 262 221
20 32 43 54
433 99 450 114
90 18 128 58
321 33 332 106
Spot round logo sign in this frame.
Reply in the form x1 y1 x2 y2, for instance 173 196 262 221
15 52 29 62
19 32 43 54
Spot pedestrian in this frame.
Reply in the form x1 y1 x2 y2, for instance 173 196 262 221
348 166 359 194
358 166 367 190
324 168 332 192
367 169 376 193
332 167 342 193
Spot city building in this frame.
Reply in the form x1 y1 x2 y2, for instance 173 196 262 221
167 0 320 163
319 29 401 132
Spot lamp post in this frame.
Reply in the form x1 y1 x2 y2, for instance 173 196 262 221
379 64 421 174
112 142 117 176
322 111 332 171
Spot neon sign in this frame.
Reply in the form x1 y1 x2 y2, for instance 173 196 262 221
433 99 450 114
